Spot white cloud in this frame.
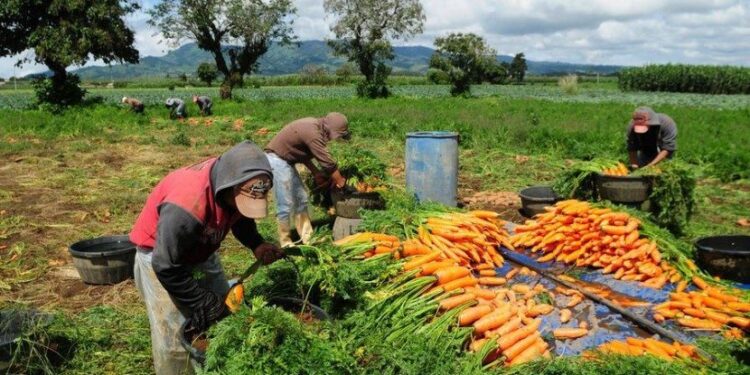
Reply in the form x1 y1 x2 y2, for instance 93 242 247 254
1 0 748 78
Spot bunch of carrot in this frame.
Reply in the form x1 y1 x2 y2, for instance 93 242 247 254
338 210 512 267
334 232 403 258
601 162 629 176
653 276 750 333
459 280 553 366
417 210 512 267
588 336 699 361
511 200 681 288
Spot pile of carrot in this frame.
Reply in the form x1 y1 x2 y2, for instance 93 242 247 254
588 336 699 361
417 210 512 267
461 281 553 366
511 200 681 288
602 162 629 176
653 276 750 333
341 210 512 267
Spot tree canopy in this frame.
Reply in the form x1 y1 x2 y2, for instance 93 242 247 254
324 0 425 98
0 0 139 107
149 0 296 98
429 33 506 96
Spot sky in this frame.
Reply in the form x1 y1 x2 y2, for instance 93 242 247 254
1 0 748 79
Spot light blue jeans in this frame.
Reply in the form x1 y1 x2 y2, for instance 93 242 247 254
134 248 229 375
266 152 309 221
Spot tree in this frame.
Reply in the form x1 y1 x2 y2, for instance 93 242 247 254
509 53 528 83
324 0 425 98
429 33 505 96
335 62 356 83
149 0 296 99
299 64 327 85
0 0 139 107
196 62 219 86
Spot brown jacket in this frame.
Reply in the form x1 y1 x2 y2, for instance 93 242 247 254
265 117 338 172
124 97 143 107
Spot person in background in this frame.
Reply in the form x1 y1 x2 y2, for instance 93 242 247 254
264 113 350 247
122 96 145 114
626 106 677 169
192 95 213 116
165 97 187 119
129 141 285 375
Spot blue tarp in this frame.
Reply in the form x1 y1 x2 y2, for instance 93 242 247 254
496 223 725 356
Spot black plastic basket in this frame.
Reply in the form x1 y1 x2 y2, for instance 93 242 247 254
68 235 136 284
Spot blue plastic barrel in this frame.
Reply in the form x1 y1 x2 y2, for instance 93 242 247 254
405 132 459 206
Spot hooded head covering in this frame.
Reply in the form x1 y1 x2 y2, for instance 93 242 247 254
632 106 660 134
211 141 273 218
322 112 350 141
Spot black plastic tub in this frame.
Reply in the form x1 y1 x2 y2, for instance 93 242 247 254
68 235 136 285
595 173 652 204
695 235 750 283
180 297 329 367
519 186 559 218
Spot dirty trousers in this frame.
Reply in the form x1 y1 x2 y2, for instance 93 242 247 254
134 248 229 375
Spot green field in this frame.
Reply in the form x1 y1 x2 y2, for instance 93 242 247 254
1 84 749 373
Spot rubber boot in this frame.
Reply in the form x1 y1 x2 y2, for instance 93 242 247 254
277 219 294 248
294 211 314 245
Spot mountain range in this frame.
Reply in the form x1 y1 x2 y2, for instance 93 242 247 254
64 40 624 80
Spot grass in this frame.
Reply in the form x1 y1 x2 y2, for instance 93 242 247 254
0 89 748 374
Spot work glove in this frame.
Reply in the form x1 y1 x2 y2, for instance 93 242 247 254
253 242 285 263
184 290 229 336
330 169 347 189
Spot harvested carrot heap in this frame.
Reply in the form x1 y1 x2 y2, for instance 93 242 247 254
588 336 700 361
653 276 749 334
511 200 680 288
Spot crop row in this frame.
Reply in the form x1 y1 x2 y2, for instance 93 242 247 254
619 64 750 95
1 85 749 110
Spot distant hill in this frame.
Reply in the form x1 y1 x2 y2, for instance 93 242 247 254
59 40 623 80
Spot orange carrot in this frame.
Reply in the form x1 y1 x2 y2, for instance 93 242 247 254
727 302 750 312
404 252 442 271
469 338 488 352
497 319 541 350
479 269 496 276
526 304 554 317
473 307 513 334
677 318 722 330
553 327 588 339
443 276 478 292
729 316 750 329
435 266 471 285
675 280 688 293
508 340 547 366
478 277 507 286
503 331 541 361
439 292 476 311
459 304 492 326
691 276 709 290
559 309 572 323
468 287 497 300
488 317 523 338
419 260 457 276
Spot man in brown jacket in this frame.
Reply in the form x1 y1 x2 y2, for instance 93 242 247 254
122 96 145 114
265 113 350 246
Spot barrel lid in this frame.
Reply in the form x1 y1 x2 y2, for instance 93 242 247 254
406 131 458 139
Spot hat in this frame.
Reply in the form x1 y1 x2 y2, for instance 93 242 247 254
322 112 350 140
632 107 660 134
233 176 272 219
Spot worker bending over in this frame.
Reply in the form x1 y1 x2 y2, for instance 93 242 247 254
129 141 284 374
626 106 677 169
265 113 350 246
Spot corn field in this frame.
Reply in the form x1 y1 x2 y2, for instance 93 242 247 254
618 64 750 94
